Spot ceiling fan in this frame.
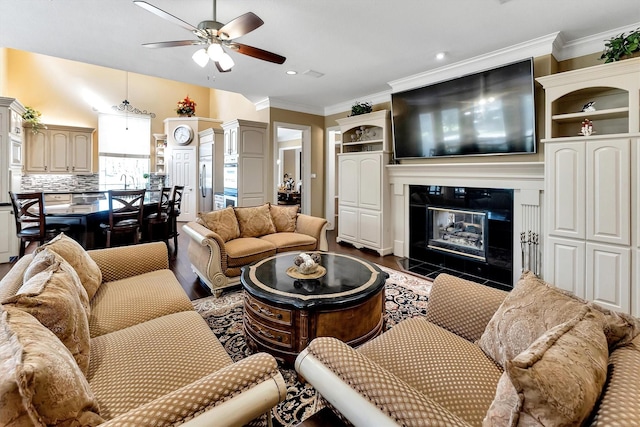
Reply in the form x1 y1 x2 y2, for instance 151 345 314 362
134 0 286 72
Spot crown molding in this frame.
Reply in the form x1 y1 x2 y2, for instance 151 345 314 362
554 22 640 61
254 97 324 116
388 32 560 94
323 90 392 117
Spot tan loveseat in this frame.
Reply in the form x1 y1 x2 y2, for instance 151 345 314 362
295 272 640 426
183 203 328 296
0 235 286 427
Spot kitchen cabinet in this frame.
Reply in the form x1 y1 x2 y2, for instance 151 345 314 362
153 134 167 174
336 110 392 255
538 57 640 315
25 124 94 173
221 119 268 207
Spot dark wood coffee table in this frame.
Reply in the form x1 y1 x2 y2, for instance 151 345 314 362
241 252 388 365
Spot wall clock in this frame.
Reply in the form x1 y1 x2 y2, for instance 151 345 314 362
173 124 194 145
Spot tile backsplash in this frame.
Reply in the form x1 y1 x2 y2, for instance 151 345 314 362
21 174 100 192
20 173 166 192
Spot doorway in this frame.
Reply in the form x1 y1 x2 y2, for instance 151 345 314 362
169 146 196 222
273 123 311 214
325 127 341 230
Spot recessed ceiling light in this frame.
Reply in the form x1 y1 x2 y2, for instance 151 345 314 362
435 52 446 60
286 70 297 75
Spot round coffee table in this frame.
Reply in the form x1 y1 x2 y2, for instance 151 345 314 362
241 252 388 364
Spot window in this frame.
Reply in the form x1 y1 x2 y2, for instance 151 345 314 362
98 113 151 190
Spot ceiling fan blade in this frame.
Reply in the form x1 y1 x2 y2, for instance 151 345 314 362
142 40 205 48
134 1 199 33
215 62 232 73
217 12 264 40
229 42 286 64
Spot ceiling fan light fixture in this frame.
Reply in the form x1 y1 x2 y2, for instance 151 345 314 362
207 43 224 61
192 49 209 67
218 52 234 71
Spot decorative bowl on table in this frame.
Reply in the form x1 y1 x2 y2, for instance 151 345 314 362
286 252 326 280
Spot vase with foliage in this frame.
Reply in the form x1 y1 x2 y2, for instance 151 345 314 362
22 106 47 133
600 28 640 63
176 95 197 117
349 101 372 116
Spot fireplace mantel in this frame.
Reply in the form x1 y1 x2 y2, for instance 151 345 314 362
386 161 545 287
386 162 544 190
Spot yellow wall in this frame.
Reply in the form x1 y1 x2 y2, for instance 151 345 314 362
3 49 262 172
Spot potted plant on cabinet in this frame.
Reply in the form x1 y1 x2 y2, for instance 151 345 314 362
349 101 372 116
600 28 640 63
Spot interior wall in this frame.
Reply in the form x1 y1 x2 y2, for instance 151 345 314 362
0 48 8 96
4 49 261 172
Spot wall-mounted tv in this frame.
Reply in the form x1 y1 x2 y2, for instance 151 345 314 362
391 58 536 159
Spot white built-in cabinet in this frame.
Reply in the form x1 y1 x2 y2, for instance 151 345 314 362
336 110 392 255
221 119 267 207
0 97 24 262
538 57 640 315
25 124 94 173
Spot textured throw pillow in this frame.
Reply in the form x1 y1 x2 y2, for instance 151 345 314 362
35 233 102 300
269 203 299 232
4 249 91 375
0 306 104 426
484 307 608 426
234 204 276 238
477 271 639 368
197 207 240 242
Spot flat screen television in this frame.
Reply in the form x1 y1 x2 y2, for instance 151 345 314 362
391 58 536 159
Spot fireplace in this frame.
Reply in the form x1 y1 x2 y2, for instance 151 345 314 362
428 207 487 261
406 185 514 290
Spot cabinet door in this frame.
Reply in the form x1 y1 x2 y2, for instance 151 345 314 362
338 207 358 241
0 207 18 263
358 153 381 211
544 236 585 298
586 242 630 313
240 128 264 156
545 141 585 239
358 209 381 248
10 136 22 166
338 156 359 206
70 132 92 172
586 139 630 246
49 130 70 173
26 129 49 172
224 128 238 155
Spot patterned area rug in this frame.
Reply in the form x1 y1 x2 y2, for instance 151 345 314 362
192 265 432 426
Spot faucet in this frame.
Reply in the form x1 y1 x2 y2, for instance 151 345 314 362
120 174 128 189
130 175 137 189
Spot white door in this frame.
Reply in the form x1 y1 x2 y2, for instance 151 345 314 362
170 147 197 222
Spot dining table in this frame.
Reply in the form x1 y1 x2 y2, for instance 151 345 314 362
43 190 161 250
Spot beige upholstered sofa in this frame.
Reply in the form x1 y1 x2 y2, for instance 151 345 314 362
0 235 286 427
183 203 328 296
296 272 640 427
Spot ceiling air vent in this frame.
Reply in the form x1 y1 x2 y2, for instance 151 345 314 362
302 69 325 78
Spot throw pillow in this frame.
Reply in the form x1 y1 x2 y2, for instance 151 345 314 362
0 306 104 426
484 307 608 426
477 271 639 368
34 233 102 300
269 203 299 232
4 249 91 375
234 204 276 238
197 207 240 242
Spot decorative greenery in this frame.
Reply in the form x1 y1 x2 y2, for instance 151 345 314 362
600 28 640 63
176 95 197 116
349 101 373 116
22 106 47 133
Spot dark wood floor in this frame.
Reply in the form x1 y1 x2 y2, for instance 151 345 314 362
0 223 404 300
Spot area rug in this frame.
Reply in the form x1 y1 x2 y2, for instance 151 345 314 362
192 265 432 426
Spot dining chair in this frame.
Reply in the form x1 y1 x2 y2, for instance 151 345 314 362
8 191 70 258
100 189 146 248
144 187 172 247
167 185 184 259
